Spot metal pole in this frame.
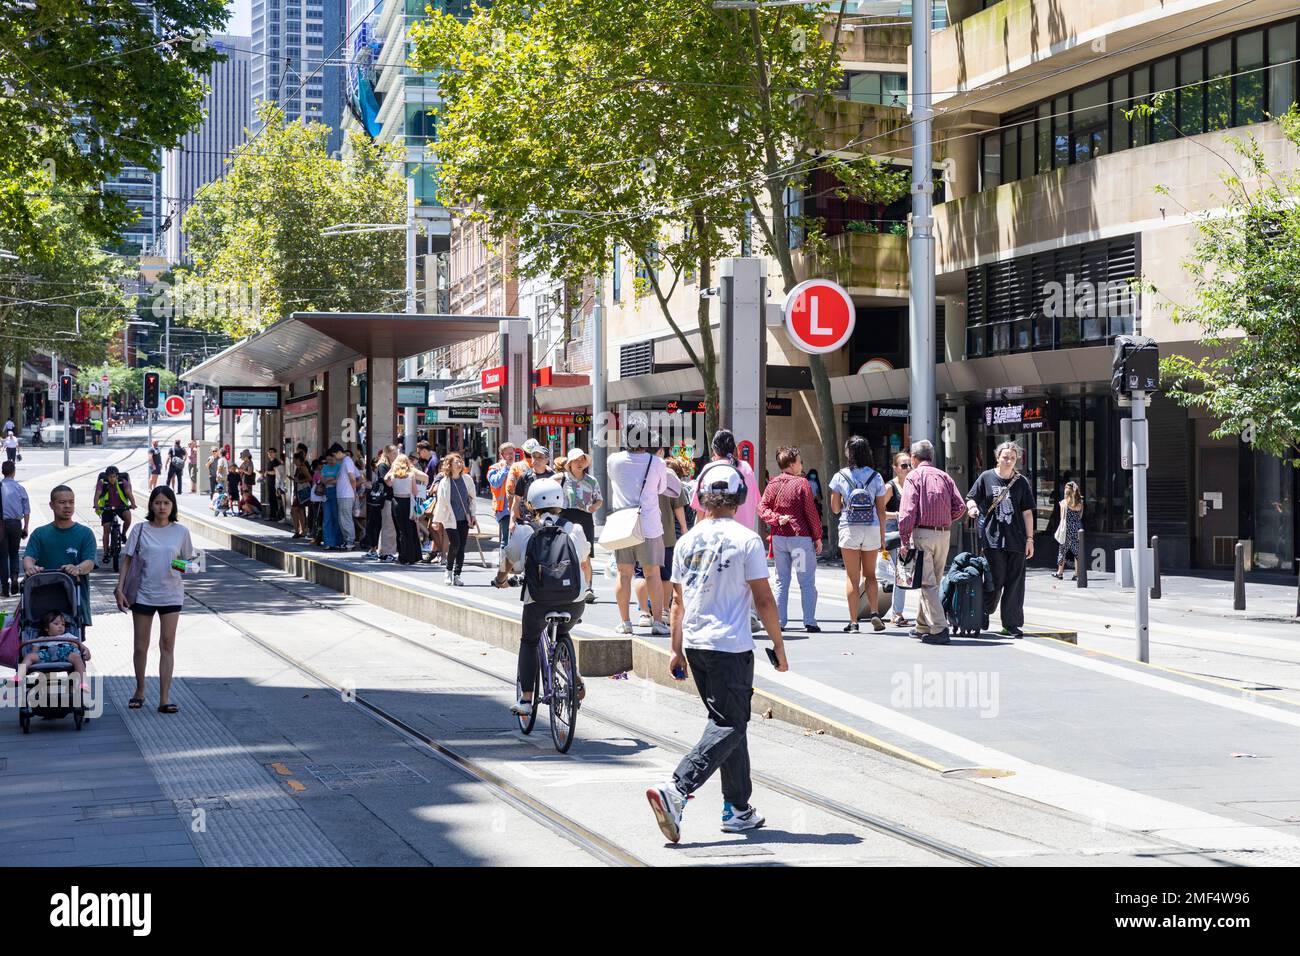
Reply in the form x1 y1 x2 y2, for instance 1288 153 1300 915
403 176 417 454
907 0 936 445
1234 541 1247 610
591 281 608 521
61 361 69 468
1131 392 1150 662
164 312 170 377
1150 534 1161 599
1076 528 1087 588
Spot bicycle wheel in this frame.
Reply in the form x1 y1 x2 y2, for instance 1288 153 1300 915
514 666 539 735
549 635 579 753
111 523 120 572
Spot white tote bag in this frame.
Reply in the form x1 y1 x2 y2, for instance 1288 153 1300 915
597 456 655 552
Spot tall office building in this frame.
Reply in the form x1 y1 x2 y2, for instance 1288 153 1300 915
251 0 346 154
163 36 253 265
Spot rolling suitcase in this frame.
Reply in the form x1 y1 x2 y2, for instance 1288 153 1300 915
947 573 986 636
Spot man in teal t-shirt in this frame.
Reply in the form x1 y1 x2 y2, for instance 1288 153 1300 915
23 484 98 626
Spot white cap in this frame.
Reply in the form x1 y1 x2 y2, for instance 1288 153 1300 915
566 446 588 462
697 462 744 497
521 438 540 455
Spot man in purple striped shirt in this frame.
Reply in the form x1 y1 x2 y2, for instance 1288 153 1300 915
897 440 967 643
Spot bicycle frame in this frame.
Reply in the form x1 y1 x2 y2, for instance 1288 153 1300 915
535 620 557 706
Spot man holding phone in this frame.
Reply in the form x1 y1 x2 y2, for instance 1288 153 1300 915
646 462 788 844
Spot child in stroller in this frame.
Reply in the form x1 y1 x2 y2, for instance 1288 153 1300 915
11 572 91 732
15 610 87 692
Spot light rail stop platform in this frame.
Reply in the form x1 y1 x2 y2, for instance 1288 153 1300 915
175 494 1300 862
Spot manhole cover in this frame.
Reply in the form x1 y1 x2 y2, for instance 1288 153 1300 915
302 760 431 792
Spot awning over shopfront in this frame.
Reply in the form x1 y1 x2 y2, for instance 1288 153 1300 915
830 345 1117 405
182 312 509 387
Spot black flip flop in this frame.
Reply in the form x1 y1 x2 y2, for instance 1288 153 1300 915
157 703 179 714
127 697 143 709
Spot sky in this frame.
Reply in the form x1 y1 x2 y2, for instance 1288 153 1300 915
228 0 252 37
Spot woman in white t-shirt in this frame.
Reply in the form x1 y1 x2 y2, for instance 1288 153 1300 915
114 486 197 714
3 429 18 464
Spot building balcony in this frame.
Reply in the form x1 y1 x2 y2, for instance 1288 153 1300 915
794 231 908 299
832 18 910 67
931 0 1296 115
817 98 912 156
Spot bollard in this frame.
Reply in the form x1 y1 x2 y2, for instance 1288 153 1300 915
1234 541 1246 610
1150 534 1161 600
1076 529 1087 588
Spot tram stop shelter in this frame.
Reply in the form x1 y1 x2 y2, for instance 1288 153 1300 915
183 311 531 466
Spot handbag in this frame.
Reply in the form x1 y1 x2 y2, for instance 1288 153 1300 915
895 549 926 590
1053 502 1067 545
598 456 655 551
119 525 147 606
0 611 20 669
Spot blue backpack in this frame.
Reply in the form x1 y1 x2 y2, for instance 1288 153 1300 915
839 468 878 525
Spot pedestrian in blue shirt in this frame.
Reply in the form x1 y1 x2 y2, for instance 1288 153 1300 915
23 485 98 628
0 459 30 596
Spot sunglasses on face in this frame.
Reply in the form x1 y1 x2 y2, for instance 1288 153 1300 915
898 463 912 469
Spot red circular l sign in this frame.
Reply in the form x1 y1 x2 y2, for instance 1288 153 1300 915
164 395 185 416
783 279 856 355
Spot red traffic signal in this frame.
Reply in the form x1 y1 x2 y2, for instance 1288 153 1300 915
144 372 160 410
58 375 73 404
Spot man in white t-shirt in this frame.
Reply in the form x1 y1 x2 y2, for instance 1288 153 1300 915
332 444 360 549
645 462 788 844
605 434 669 635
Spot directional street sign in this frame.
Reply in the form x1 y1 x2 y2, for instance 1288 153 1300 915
783 278 856 354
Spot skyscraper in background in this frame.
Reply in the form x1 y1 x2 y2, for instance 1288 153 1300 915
250 0 345 154
163 36 253 265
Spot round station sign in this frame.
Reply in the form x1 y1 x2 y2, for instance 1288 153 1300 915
164 395 186 417
783 279 856 355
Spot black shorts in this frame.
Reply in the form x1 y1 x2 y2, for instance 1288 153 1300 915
100 507 129 525
559 509 595 558
130 603 183 617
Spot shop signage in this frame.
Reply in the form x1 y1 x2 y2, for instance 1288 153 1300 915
982 399 1049 431
219 386 282 410
765 397 792 417
533 367 553 387
480 406 502 426
284 393 319 418
481 365 507 389
396 381 429 407
869 404 909 420
783 279 856 355
664 400 708 414
573 413 591 426
534 413 574 427
423 406 482 425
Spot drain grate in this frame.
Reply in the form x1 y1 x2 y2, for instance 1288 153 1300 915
302 760 431 792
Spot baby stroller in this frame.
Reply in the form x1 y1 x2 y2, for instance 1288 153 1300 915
15 572 90 733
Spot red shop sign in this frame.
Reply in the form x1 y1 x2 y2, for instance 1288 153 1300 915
481 365 507 389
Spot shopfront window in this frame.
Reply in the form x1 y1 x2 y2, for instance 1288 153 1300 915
1254 454 1295 570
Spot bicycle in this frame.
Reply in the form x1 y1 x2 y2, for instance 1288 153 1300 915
102 510 125 572
515 611 580 753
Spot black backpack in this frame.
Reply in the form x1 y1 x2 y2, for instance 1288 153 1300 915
521 520 583 605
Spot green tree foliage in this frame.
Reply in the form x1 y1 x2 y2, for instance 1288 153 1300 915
0 0 229 245
412 0 906 533
0 190 133 418
178 104 408 336
1158 107 1300 462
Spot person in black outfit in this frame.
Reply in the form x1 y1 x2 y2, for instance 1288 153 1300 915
166 440 186 491
364 448 392 556
965 441 1036 637
0 460 29 596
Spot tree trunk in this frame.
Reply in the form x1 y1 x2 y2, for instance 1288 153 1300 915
697 238 720 445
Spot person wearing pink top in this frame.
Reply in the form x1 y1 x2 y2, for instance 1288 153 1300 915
897 439 968 643
690 430 758 532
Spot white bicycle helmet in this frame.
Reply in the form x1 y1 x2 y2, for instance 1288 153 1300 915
526 477 564 511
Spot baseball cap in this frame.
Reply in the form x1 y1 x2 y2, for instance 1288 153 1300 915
697 461 744 497
521 438 540 455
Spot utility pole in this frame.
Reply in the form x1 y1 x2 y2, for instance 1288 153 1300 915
591 280 607 519
404 176 418 453
908 0 937 445
1131 391 1150 661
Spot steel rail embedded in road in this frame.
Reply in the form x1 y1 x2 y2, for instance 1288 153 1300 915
181 584 648 869
201 552 997 867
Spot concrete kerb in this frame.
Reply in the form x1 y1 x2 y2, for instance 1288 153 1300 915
177 510 633 678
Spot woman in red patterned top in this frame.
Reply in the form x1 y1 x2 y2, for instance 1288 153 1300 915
759 446 823 632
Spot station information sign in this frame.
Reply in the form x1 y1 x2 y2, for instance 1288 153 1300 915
783 279 856 355
219 386 282 410
396 382 429 407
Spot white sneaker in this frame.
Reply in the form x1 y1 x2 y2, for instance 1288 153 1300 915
453 573 464 586
510 699 533 717
444 571 454 586
616 621 634 635
650 620 670 636
647 783 686 844
637 612 653 627
721 802 765 833
584 589 596 604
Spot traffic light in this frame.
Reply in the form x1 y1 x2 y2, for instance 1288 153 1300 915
58 375 73 405
144 372 160 410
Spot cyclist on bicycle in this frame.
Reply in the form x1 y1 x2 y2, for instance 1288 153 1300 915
493 477 587 717
94 466 137 553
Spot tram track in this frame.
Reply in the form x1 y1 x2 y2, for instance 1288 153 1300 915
197 550 999 868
